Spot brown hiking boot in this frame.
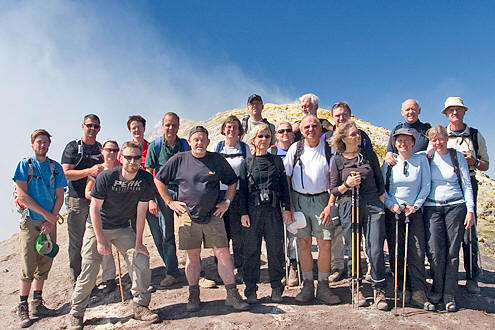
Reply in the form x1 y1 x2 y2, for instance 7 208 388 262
329 269 345 283
295 280 315 303
68 314 83 330
30 298 55 318
17 301 32 328
225 285 250 311
357 288 369 307
316 280 341 305
132 301 159 322
411 290 435 311
374 289 388 311
287 261 299 287
160 274 180 287
187 285 201 312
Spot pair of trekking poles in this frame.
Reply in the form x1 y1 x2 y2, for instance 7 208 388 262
393 206 410 316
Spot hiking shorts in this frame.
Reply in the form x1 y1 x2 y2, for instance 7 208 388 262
19 217 57 281
292 191 334 240
178 214 229 250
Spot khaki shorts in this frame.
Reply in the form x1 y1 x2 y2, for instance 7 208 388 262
19 217 57 281
292 191 334 241
178 214 229 250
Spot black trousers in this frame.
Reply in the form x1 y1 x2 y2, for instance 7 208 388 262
242 203 284 295
219 191 244 269
462 176 480 281
384 209 427 292
424 203 466 297
339 197 386 289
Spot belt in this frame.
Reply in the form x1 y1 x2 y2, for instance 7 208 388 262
426 196 463 204
294 191 328 197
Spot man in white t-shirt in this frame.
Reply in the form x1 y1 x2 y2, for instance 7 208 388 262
284 115 340 305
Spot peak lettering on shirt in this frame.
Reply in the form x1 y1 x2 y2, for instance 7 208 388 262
112 179 142 192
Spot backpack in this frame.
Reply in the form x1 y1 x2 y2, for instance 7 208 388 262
245 154 285 192
292 139 334 189
154 137 190 154
447 126 479 156
427 148 463 193
384 163 394 192
73 139 102 169
241 116 274 136
215 140 248 158
14 157 59 217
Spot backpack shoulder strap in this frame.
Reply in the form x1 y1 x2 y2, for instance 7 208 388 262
74 139 84 168
47 158 57 187
469 127 479 154
393 123 403 133
293 139 305 167
215 140 225 153
385 163 394 192
26 157 34 185
180 138 190 151
448 148 463 193
239 141 247 158
334 153 345 183
270 146 278 155
241 116 249 133
154 137 162 154
324 140 333 165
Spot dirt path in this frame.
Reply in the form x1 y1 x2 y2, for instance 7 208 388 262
1 221 494 329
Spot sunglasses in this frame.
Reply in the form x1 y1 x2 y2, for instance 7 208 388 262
403 161 409 176
277 128 292 134
122 155 141 161
103 148 119 153
84 123 100 129
347 131 359 137
257 134 271 139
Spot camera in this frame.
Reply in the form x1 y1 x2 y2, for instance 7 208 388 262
259 189 270 203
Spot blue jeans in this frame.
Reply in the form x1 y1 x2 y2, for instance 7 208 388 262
146 190 180 278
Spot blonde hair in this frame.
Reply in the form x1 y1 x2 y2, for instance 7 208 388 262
426 124 448 141
331 120 357 153
249 123 271 153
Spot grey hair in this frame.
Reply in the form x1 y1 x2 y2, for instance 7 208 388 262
401 99 421 111
299 93 319 106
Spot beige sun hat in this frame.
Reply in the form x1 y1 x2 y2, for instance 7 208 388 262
441 96 468 114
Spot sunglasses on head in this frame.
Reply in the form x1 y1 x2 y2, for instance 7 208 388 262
257 134 271 139
122 155 141 161
277 128 292 134
84 123 100 129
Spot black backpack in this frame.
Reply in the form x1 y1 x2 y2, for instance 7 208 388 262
292 139 333 189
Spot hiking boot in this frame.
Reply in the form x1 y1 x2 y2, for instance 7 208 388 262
356 288 369 307
411 290 435 311
246 292 259 304
287 261 299 287
17 301 32 328
444 294 457 312
271 287 284 303
102 279 117 294
466 280 481 294
68 314 83 330
186 285 200 312
160 274 180 287
225 285 250 311
234 268 244 284
132 301 159 322
329 269 345 283
30 298 55 318
428 291 442 304
316 280 341 305
199 277 217 288
374 289 388 311
295 280 315 303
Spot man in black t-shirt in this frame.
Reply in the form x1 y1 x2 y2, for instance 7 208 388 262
62 114 104 284
69 141 158 328
155 126 249 312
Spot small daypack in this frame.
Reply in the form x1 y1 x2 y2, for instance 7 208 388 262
215 140 248 158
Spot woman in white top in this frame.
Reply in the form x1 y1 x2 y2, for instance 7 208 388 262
423 125 474 312
381 128 433 311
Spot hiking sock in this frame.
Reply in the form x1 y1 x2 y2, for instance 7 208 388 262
20 295 28 303
302 272 313 281
318 272 329 282
33 291 42 300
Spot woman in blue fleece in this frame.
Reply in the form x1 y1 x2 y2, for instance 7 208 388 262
381 128 433 311
423 125 475 312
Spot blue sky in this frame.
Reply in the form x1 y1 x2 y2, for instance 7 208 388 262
1 1 493 240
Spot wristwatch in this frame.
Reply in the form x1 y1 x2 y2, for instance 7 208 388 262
224 199 231 205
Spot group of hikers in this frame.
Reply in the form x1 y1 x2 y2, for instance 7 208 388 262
13 92 489 328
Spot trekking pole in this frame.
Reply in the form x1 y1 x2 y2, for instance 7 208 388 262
469 226 473 280
402 215 410 315
284 223 289 287
355 186 360 308
394 212 400 315
294 238 302 287
351 186 356 308
116 250 124 303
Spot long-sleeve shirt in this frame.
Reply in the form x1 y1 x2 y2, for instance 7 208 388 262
329 148 384 201
238 154 291 215
423 150 475 213
381 153 431 209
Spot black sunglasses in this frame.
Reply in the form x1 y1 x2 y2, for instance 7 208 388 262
277 128 292 134
85 123 100 129
122 155 141 161
257 134 271 139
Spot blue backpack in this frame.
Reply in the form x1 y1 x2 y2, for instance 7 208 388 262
154 137 190 154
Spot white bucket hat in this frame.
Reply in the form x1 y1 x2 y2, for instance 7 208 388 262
287 211 307 234
441 96 468 114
